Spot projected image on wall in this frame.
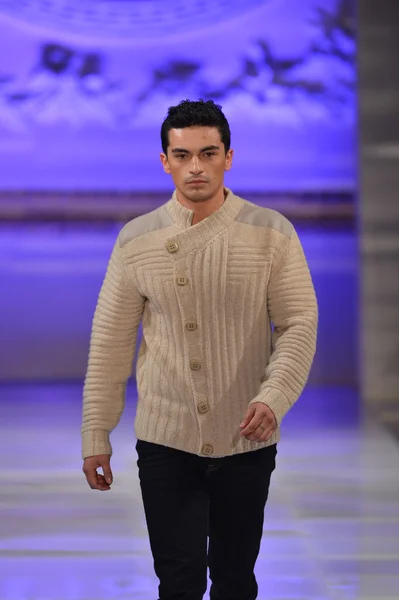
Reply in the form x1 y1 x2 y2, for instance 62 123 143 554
0 0 355 192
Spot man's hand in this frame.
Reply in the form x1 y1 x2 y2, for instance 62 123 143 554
240 402 277 442
83 454 113 491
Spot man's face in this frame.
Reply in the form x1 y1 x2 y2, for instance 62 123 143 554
160 126 233 203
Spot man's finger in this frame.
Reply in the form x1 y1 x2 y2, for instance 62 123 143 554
84 466 99 489
101 462 113 485
258 426 275 442
96 474 111 491
245 424 275 442
240 415 262 437
240 406 256 429
245 425 265 442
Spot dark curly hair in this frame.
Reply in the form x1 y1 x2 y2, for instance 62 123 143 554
161 99 231 155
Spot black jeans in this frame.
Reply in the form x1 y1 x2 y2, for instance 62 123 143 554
136 439 277 600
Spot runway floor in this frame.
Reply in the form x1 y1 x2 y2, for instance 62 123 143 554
1 384 398 600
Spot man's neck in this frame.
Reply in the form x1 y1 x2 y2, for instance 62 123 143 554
176 186 227 225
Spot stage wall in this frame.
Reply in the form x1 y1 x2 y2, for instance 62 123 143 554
0 0 356 194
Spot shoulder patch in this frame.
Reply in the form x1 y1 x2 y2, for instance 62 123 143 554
236 202 293 238
119 205 174 247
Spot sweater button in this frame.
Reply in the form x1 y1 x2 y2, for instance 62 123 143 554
189 359 202 371
202 444 214 456
186 321 198 332
197 401 210 414
166 241 179 253
176 276 188 286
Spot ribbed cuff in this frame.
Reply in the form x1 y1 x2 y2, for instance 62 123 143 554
249 387 292 426
82 429 112 460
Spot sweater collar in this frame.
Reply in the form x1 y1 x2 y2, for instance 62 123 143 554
164 188 245 254
166 187 244 231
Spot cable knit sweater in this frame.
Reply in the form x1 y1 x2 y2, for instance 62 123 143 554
81 188 318 459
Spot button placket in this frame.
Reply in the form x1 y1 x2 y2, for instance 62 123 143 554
173 260 207 391
173 259 201 372
172 254 212 453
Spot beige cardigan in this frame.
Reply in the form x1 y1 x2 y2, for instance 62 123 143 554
81 189 318 459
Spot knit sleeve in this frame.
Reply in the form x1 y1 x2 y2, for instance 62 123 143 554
249 228 318 424
81 237 145 459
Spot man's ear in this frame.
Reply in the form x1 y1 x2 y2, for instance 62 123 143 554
224 149 234 172
160 153 171 174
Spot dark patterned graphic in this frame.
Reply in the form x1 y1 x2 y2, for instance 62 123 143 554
0 1 355 132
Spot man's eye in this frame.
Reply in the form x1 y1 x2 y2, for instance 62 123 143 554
176 154 187 159
204 152 216 157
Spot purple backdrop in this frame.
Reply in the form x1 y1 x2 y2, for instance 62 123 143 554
0 0 356 192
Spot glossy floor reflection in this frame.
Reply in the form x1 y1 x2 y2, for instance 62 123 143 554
0 385 398 600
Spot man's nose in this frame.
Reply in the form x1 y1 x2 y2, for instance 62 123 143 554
190 157 203 173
